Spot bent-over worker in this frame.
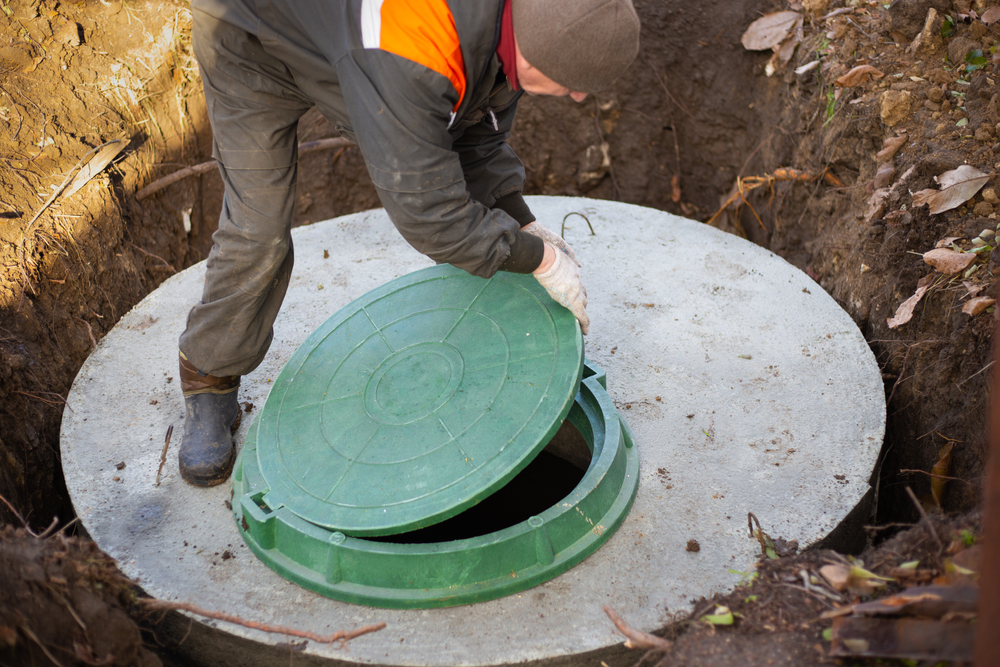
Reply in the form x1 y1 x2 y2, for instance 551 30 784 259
177 0 641 486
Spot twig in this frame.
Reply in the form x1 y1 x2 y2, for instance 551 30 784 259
126 241 176 273
899 469 977 486
136 137 352 200
905 486 944 554
13 390 70 409
0 492 33 533
846 17 875 41
156 425 173 487
649 64 695 120
19 624 67 667
139 599 385 645
958 359 995 386
602 605 672 652
75 316 97 349
886 344 914 405
36 516 60 540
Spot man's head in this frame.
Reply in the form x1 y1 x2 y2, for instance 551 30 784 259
512 0 640 96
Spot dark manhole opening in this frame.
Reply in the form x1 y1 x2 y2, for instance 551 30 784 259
369 419 592 544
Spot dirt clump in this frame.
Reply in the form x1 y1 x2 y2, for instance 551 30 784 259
0 525 160 667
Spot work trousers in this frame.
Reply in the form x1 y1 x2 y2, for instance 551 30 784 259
179 9 345 378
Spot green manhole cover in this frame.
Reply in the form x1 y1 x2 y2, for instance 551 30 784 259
234 265 639 608
254 265 584 536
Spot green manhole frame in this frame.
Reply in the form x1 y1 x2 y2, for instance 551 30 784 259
233 361 639 609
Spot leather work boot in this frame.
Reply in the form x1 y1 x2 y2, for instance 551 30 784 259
178 352 242 486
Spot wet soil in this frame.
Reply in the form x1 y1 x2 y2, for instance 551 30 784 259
0 0 995 663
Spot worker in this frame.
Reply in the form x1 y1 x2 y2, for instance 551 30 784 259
176 0 641 486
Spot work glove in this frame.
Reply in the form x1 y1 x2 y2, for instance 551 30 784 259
522 222 581 267
534 245 590 334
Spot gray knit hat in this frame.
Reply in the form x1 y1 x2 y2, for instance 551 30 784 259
512 0 640 93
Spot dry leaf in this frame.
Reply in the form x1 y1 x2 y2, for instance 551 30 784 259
776 34 800 64
962 296 995 315
876 134 908 162
913 165 991 215
923 248 977 274
887 274 934 328
874 163 896 189
962 280 984 297
835 65 885 87
864 188 889 223
741 11 803 50
795 60 820 74
63 139 129 199
982 6 1000 24
930 441 954 506
935 236 962 249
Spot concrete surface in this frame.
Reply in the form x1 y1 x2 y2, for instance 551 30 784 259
61 197 885 666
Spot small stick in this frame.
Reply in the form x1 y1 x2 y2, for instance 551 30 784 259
602 605 671 652
904 486 944 553
140 599 385 645
899 469 976 486
74 316 97 349
136 137 352 200
126 241 176 273
155 425 173 487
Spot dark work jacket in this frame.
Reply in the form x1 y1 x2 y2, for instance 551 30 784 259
191 0 539 278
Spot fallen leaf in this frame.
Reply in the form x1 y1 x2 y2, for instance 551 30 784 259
982 6 1000 24
962 281 983 297
887 274 935 328
874 163 896 189
876 134 908 161
864 188 889 223
935 236 962 248
741 11 803 51
930 441 954 506
835 65 885 87
913 165 991 214
962 295 995 315
923 248 977 274
702 605 735 625
795 60 820 74
819 563 889 596
63 139 129 199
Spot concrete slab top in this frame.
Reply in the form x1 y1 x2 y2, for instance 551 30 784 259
60 197 885 666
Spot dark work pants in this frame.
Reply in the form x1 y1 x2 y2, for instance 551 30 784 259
180 9 334 378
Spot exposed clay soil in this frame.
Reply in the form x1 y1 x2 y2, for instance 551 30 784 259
0 0 995 663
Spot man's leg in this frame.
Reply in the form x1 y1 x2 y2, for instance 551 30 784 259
178 9 312 486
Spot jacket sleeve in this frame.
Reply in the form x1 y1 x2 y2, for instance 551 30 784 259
336 49 539 278
451 86 536 228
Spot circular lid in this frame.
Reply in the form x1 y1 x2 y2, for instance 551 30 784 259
253 265 584 536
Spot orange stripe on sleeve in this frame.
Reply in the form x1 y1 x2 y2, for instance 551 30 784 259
379 0 467 112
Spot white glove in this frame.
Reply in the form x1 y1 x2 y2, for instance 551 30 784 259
522 222 581 267
534 246 590 334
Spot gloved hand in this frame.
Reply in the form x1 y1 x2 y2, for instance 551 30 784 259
522 222 581 267
533 244 590 334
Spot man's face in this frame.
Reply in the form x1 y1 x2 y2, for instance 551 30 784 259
514 36 588 103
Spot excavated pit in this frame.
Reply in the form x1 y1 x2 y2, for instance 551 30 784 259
61 197 885 666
